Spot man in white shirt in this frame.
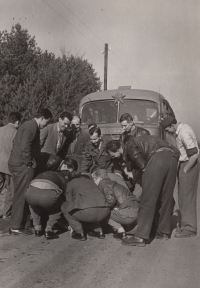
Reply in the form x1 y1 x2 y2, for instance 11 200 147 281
161 116 199 238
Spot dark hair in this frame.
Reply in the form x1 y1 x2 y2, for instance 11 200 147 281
60 111 72 121
160 116 177 129
88 123 101 136
92 168 108 179
119 113 133 123
106 140 121 153
8 112 22 124
62 157 78 171
35 108 52 119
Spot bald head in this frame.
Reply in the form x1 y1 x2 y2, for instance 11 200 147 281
72 116 81 132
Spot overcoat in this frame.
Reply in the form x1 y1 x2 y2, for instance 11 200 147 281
0 124 17 175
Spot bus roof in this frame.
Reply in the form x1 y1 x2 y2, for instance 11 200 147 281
79 89 166 107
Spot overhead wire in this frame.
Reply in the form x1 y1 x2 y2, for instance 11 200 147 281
58 0 142 85
41 0 138 85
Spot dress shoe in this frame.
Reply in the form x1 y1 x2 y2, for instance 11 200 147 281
175 227 182 233
25 226 35 233
35 230 44 237
88 231 105 239
174 230 196 238
71 231 87 241
9 228 33 235
122 235 146 247
45 231 59 240
113 232 127 241
155 230 169 240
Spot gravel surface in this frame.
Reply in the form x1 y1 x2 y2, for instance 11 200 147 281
0 182 200 288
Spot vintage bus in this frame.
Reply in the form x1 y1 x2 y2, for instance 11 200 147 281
79 86 175 143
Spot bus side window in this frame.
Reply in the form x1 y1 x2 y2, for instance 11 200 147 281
161 101 173 119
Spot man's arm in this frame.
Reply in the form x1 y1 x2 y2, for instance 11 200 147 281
64 181 74 201
182 129 199 173
20 125 38 166
184 152 198 174
40 126 48 148
126 141 146 170
80 142 92 173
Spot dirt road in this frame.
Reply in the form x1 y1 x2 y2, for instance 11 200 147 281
0 185 200 288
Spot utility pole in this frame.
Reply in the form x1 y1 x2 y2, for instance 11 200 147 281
104 43 108 91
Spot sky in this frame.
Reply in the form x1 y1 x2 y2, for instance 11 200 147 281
1 0 200 138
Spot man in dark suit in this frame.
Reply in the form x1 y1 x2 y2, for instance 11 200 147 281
40 111 72 158
8 108 52 235
0 112 22 219
61 176 111 241
66 116 90 172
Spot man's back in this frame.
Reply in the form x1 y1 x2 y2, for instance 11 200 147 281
65 177 107 212
8 119 40 167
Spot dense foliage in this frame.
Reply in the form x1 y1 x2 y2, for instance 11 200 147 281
0 23 102 123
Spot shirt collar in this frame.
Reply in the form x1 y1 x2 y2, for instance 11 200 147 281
57 123 62 133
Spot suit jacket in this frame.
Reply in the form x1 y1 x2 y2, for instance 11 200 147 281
0 123 17 175
8 119 40 167
40 122 67 157
66 129 90 170
64 178 108 212
80 135 113 173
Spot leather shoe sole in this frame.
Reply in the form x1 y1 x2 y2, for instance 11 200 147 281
45 231 59 240
121 236 146 247
174 231 196 238
88 231 105 239
155 230 169 240
9 228 33 235
71 232 87 241
113 232 127 241
35 230 44 237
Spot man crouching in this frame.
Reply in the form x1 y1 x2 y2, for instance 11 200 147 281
92 169 138 240
61 175 111 241
26 157 78 240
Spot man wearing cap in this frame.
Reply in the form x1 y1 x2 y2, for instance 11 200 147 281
161 116 199 238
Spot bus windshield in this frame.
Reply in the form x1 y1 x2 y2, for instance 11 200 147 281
81 99 158 125
119 100 158 124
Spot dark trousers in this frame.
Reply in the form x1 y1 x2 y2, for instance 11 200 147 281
9 164 34 230
26 186 64 230
135 151 178 239
61 204 110 233
178 161 199 233
108 208 138 230
2 174 14 217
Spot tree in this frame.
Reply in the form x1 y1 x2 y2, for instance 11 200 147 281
0 24 102 123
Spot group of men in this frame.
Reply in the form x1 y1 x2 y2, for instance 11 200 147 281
0 109 199 247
